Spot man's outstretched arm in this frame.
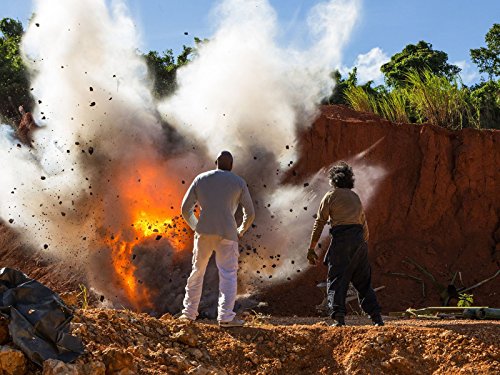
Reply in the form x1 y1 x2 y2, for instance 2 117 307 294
237 183 255 237
181 180 199 231
308 193 331 249
307 192 331 265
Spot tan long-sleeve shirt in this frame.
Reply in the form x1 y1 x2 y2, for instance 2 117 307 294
310 188 369 244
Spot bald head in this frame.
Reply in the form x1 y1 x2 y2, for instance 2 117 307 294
216 150 233 171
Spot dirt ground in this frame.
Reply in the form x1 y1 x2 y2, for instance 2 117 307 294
37 309 500 374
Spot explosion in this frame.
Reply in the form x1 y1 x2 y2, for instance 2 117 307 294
101 160 193 310
0 0 386 316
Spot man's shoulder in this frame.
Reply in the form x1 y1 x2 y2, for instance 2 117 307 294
335 188 363 203
323 189 336 199
196 170 216 180
230 172 246 185
196 170 245 185
327 188 359 201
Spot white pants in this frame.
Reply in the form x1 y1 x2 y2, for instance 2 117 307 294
182 233 239 322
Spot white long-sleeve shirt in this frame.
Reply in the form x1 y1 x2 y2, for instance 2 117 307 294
181 169 255 241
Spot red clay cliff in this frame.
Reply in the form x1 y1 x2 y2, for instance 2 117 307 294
260 105 499 315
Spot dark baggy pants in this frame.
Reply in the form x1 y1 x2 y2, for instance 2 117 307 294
324 224 381 318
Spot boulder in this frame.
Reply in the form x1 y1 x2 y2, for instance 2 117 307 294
42 359 79 375
80 361 106 375
0 318 9 345
171 329 198 347
102 348 136 374
0 346 27 375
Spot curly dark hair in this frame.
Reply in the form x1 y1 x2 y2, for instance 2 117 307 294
328 162 355 189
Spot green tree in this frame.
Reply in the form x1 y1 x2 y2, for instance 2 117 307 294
0 18 32 122
144 39 204 99
470 80 500 129
144 49 178 98
323 68 358 105
381 41 461 88
470 23 500 79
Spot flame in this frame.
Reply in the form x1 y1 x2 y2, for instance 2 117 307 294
108 235 149 309
134 211 173 237
105 160 193 310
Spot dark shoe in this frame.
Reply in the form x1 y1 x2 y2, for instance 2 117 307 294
371 313 384 326
331 314 346 327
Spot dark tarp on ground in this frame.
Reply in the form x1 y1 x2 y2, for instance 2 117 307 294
0 267 84 366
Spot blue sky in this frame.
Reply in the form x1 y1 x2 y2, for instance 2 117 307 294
1 0 498 84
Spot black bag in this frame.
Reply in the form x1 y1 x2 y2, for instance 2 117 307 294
0 267 84 365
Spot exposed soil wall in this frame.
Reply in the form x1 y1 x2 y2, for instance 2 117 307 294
259 105 499 314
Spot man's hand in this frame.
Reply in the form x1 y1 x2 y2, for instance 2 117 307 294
307 248 318 266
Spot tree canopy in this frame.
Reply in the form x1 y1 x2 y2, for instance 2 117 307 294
0 18 32 122
323 68 358 105
381 41 461 88
144 38 206 98
0 17 497 131
470 23 500 79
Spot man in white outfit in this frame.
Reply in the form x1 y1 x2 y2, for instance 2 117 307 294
180 151 255 327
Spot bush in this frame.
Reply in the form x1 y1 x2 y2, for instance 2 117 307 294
470 80 500 130
404 70 478 130
344 85 377 113
343 70 488 130
377 89 410 123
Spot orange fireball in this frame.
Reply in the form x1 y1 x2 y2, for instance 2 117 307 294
105 159 193 310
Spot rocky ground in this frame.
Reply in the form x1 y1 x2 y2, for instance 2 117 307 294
1 307 499 375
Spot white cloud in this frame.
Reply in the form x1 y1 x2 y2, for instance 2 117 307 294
354 47 389 84
453 60 481 85
341 47 389 85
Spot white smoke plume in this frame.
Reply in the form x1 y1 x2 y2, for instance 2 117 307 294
160 0 362 287
0 0 196 308
160 0 360 165
1 0 159 250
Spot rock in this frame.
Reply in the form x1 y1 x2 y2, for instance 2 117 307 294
70 323 87 337
80 361 106 375
42 359 79 375
111 370 135 375
187 365 210 375
245 351 259 365
0 346 27 375
102 348 136 374
187 348 203 360
0 318 9 345
60 291 80 308
160 313 173 321
375 335 385 344
169 354 191 371
172 329 198 347
46 360 104 375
